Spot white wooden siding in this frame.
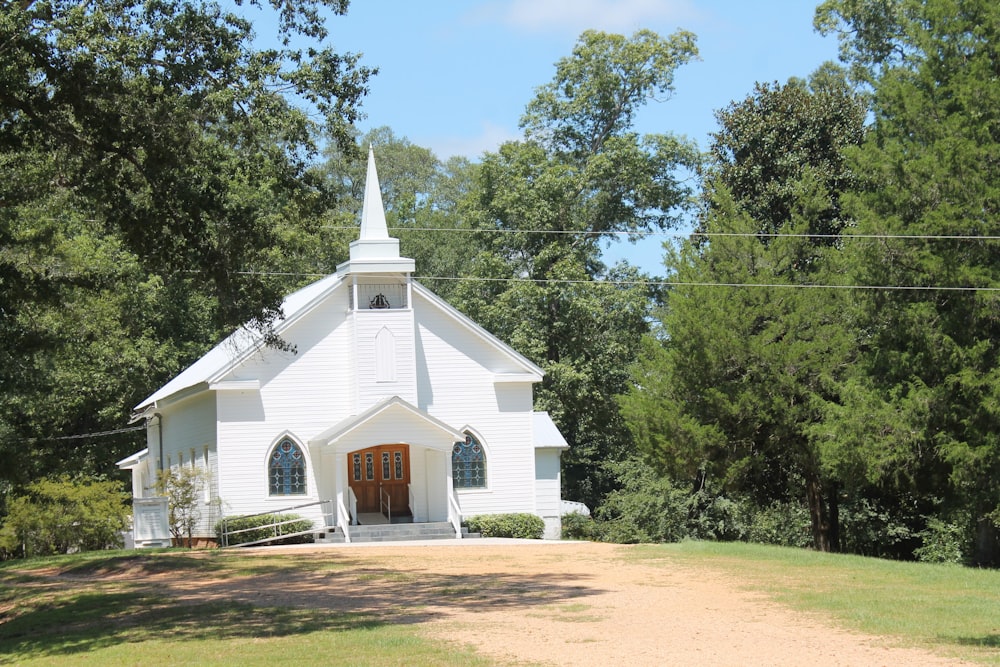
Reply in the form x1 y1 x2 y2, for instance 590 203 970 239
413 292 536 517
213 287 354 530
354 309 416 408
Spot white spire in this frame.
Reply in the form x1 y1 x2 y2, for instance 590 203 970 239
337 145 415 275
359 144 390 240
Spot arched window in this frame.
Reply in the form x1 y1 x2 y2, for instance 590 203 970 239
269 439 307 495
452 433 486 489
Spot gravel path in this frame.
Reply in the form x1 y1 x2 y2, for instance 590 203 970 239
234 540 974 667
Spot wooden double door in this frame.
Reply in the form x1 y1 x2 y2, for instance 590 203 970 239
347 444 411 516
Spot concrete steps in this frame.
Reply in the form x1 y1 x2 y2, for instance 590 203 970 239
316 521 471 544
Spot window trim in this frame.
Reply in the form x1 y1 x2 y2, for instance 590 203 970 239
452 429 489 490
266 435 309 497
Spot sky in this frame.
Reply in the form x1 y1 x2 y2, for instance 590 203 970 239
320 0 845 275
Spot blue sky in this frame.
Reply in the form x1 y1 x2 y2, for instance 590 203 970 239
324 0 844 275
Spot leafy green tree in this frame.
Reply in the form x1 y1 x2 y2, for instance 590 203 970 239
156 467 207 548
453 30 701 508
0 0 372 489
0 475 130 557
816 0 1000 564
621 72 865 551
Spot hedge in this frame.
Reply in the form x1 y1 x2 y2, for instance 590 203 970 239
215 513 314 546
464 513 544 539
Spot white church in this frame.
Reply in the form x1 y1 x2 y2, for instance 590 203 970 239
118 148 568 545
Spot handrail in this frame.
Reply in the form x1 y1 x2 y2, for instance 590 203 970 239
447 490 463 539
220 499 334 548
408 484 414 520
348 487 358 526
380 487 391 523
337 495 352 543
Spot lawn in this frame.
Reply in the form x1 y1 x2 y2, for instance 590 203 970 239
640 540 1000 665
1 542 998 665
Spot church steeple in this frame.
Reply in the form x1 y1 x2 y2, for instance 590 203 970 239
337 145 415 275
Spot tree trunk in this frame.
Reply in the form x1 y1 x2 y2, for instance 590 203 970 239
974 516 999 567
805 473 833 552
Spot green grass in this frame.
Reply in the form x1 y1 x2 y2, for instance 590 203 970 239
0 549 493 666
634 540 1000 665
4 543 999 665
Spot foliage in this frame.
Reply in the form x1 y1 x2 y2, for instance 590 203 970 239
742 501 814 549
593 459 745 544
914 516 970 565
620 69 866 552
155 467 207 548
463 513 544 539
453 29 701 509
215 513 314 546
815 0 1000 565
0 475 129 558
559 512 599 541
0 0 372 491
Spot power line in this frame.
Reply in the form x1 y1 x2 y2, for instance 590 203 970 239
322 225 1000 242
39 425 146 442
227 270 1000 292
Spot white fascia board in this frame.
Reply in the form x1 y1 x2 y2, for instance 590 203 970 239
116 448 149 469
411 281 545 380
494 373 542 384
208 380 260 392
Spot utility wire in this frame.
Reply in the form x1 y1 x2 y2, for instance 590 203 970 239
27 425 146 444
322 225 1000 242
227 270 1000 292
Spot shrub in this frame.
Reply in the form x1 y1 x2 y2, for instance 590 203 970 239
743 501 813 548
215 513 314 546
156 467 207 548
914 516 968 564
0 475 131 558
464 513 544 539
560 512 598 540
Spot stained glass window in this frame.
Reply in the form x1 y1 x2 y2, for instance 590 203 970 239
352 453 362 482
452 433 486 489
394 451 403 480
269 439 306 495
365 452 374 481
382 452 391 480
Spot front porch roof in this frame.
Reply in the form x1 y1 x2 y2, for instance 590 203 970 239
116 448 148 470
309 396 464 454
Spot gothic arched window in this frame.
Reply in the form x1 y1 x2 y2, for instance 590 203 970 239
452 433 486 489
269 439 307 495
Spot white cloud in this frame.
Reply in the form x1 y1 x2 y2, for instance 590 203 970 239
424 121 522 161
470 0 702 35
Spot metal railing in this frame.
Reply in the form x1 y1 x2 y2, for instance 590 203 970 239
220 499 334 548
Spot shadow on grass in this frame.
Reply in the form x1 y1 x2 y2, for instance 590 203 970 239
0 549 602 662
0 590 383 662
951 634 1000 648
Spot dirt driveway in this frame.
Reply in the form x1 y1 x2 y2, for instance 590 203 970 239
224 540 973 667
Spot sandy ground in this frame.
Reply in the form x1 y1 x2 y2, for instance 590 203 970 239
203 540 977 667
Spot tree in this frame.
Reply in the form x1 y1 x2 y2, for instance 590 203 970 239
0 0 373 489
156 467 207 548
452 29 701 508
0 475 131 557
816 0 1000 564
621 71 866 551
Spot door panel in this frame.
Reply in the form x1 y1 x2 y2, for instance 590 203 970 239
347 445 410 516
